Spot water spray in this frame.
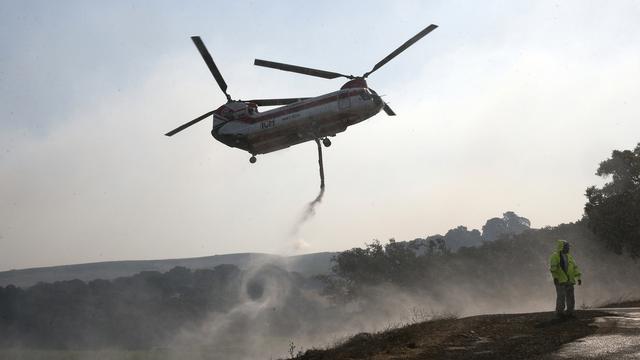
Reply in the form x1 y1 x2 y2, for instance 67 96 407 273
289 139 326 237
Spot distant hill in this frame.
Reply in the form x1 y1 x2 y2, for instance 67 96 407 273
0 211 531 288
0 252 336 288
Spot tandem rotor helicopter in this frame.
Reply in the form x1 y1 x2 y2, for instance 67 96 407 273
166 24 438 166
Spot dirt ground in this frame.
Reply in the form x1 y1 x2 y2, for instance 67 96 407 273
294 311 610 360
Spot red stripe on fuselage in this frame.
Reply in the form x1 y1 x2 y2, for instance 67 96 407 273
242 90 362 124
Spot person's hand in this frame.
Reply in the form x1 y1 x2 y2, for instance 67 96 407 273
578 279 582 286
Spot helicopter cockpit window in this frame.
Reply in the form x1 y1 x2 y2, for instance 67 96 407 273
221 108 233 118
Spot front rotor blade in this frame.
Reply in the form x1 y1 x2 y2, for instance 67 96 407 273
248 97 311 106
254 59 351 79
191 36 231 100
165 110 215 136
364 24 438 78
382 104 396 116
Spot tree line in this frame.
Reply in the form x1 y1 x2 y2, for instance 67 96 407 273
0 264 243 349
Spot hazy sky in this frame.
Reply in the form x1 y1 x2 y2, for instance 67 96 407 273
1 0 639 271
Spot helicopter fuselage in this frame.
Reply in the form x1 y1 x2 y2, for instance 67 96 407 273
213 81 384 155
166 24 437 163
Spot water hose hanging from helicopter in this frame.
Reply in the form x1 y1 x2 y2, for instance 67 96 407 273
316 138 325 189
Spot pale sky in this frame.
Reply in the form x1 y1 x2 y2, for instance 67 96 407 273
1 1 639 271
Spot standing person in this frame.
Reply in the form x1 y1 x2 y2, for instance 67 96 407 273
549 240 582 318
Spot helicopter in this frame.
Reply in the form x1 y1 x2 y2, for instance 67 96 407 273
165 24 438 164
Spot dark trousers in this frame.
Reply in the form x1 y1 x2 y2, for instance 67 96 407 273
555 283 575 315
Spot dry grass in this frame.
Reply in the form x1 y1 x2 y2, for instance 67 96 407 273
599 297 640 308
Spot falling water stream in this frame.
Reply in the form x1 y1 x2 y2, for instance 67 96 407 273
289 139 326 236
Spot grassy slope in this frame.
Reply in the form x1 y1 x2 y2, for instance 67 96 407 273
295 311 609 360
600 299 640 308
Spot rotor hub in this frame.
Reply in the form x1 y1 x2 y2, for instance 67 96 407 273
340 78 368 90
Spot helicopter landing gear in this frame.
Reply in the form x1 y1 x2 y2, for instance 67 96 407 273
322 138 332 147
249 155 257 164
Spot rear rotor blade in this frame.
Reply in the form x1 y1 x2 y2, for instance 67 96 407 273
254 59 352 80
191 36 231 101
165 110 215 136
364 24 438 78
248 97 311 106
382 104 396 116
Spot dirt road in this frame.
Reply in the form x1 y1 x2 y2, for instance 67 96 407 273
550 307 640 359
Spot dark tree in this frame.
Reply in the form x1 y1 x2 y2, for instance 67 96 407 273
443 226 484 250
585 143 640 258
0 265 245 349
481 211 531 241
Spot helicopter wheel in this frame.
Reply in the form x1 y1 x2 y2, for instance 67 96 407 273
249 155 257 164
322 138 332 147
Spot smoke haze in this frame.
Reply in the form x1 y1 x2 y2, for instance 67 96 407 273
1 223 639 359
176 225 640 359
3 1 640 270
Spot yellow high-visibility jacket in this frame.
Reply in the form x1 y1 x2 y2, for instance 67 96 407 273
549 240 581 285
